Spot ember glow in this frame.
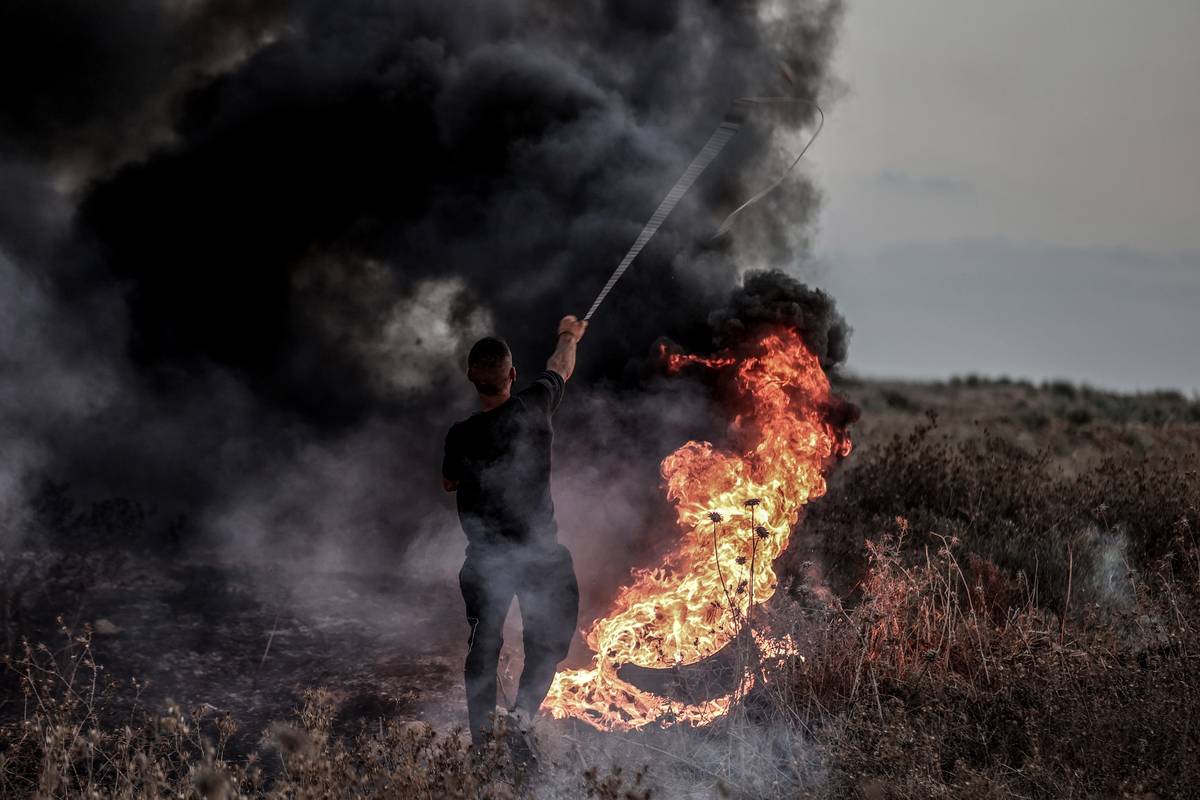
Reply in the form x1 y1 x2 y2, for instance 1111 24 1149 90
544 327 852 730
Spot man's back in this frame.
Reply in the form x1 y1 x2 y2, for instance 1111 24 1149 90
443 370 565 549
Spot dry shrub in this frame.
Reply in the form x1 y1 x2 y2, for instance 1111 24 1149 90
0 624 537 799
0 620 240 798
806 414 1200 610
767 518 1200 799
263 690 531 799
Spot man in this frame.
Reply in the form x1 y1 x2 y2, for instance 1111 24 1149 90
442 315 587 748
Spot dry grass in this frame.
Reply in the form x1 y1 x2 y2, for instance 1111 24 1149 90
0 624 657 799
3 379 1199 798
782 522 1200 798
0 623 545 799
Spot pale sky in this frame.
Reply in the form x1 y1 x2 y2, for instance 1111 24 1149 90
809 0 1200 392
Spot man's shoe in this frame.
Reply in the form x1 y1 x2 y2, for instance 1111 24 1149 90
503 707 537 769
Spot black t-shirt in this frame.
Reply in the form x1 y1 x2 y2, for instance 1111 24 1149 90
443 370 566 549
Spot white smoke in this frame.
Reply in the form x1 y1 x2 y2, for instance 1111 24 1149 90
0 250 123 540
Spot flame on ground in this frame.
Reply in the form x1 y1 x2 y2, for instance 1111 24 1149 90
543 328 851 730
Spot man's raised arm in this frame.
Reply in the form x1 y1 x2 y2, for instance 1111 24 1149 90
546 315 587 382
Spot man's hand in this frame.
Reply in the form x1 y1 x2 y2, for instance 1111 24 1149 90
557 315 588 342
548 315 586 381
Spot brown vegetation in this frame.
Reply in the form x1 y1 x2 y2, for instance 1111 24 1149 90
2 377 1198 797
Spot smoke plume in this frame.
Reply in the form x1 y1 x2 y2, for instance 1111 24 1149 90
709 268 851 367
0 0 845 573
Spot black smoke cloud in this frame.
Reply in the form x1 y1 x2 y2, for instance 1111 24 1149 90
709 269 851 367
0 0 845 565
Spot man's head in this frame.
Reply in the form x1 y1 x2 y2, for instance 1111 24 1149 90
467 336 515 399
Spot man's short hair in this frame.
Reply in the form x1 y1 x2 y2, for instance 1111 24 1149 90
467 337 512 396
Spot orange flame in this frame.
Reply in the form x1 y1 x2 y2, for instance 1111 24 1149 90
544 328 851 730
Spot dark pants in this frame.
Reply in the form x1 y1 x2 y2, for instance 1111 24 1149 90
459 542 579 743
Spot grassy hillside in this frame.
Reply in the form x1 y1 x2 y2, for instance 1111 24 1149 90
784 377 1200 797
